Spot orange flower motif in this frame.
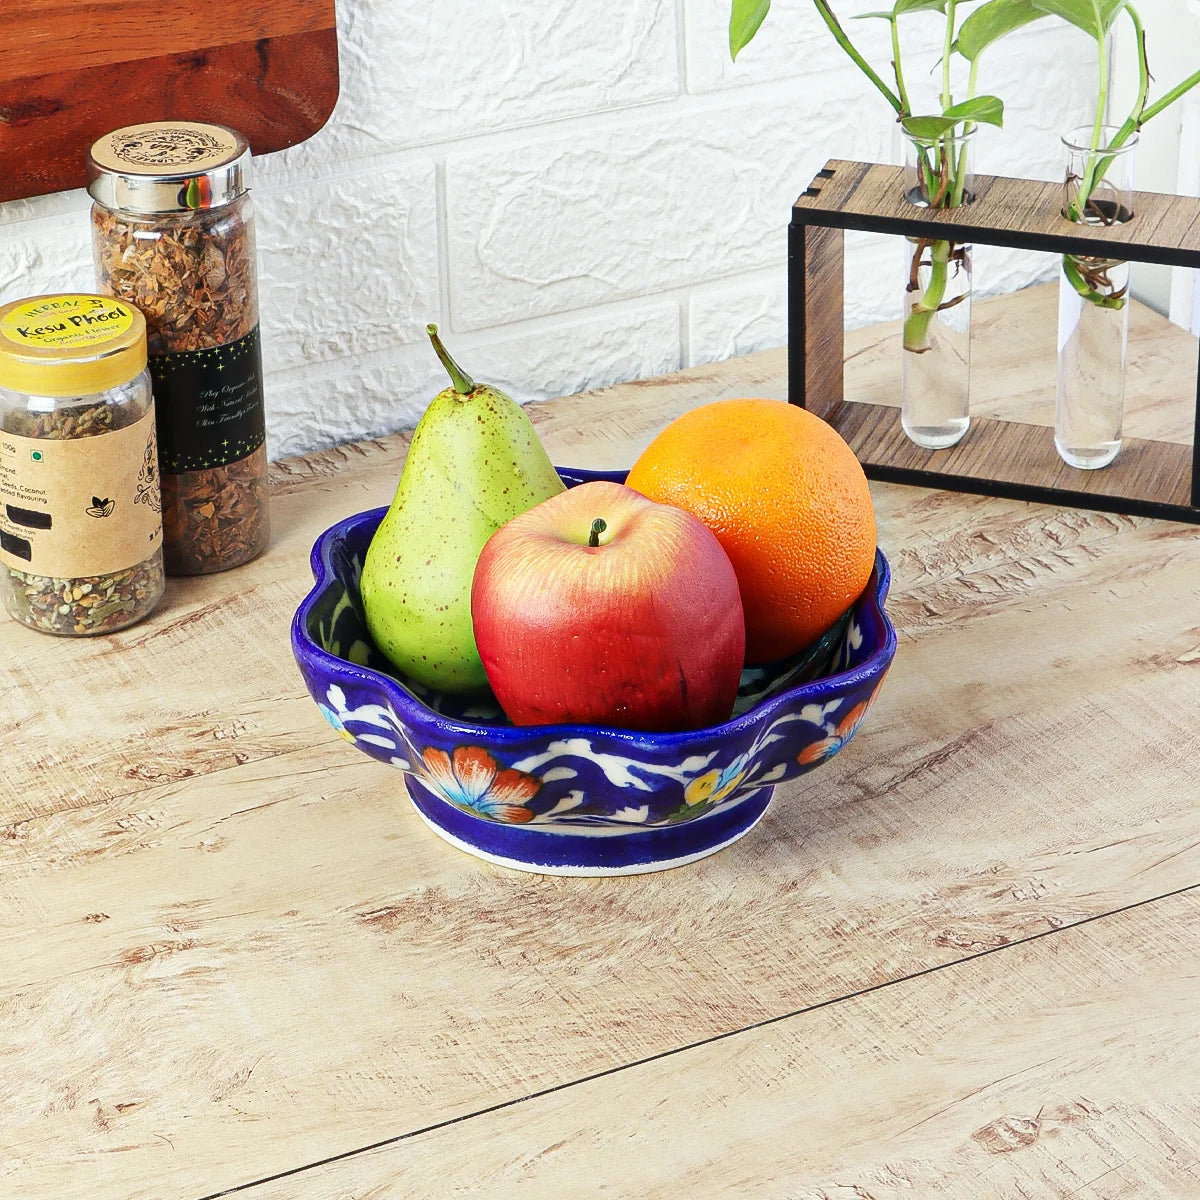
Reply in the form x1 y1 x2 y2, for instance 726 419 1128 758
797 696 874 766
420 746 539 823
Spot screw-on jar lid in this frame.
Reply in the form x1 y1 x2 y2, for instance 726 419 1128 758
0 295 148 397
87 121 251 214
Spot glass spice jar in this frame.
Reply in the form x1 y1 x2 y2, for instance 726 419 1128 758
0 294 165 635
87 121 269 575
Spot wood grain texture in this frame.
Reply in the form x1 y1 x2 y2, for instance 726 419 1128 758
4 0 333 77
795 159 1200 267
2 353 1199 1199
791 220 844 422
0 3 338 202
834 405 1193 507
236 891 1200 1199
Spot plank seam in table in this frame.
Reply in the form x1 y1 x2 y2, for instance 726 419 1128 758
195 881 1200 1200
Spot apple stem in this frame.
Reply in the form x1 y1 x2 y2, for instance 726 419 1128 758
426 323 476 395
588 518 606 547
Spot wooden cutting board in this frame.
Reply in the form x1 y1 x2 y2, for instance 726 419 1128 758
0 0 339 203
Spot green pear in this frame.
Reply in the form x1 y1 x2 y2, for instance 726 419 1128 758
360 324 564 694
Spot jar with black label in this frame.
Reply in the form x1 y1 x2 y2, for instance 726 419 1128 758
0 295 165 635
88 121 269 576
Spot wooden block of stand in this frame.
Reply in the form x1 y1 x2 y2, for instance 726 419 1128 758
796 160 1200 264
789 160 1200 523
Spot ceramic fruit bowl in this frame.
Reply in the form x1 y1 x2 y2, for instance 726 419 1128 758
291 467 896 876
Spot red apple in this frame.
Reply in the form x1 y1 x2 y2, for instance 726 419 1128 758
471 480 745 732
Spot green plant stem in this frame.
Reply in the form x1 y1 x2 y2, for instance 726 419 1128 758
1097 6 1200 151
1084 6 1149 201
1071 13 1125 220
811 0 902 113
949 58 980 209
1088 27 1109 153
915 145 937 200
1065 5 1146 305
1111 5 1149 139
1071 52 1109 215
940 0 957 113
1142 66 1200 123
903 238 954 351
1062 254 1126 309
891 17 911 116
902 0 974 353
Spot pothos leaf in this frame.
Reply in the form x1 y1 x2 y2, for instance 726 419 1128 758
1030 0 1126 41
955 0 1046 61
901 95 1005 137
902 114 954 137
730 0 772 60
944 94 1005 125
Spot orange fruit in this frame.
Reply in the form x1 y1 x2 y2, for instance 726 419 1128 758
625 398 876 664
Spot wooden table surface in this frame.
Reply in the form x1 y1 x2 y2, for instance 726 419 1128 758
3 285 1199 1199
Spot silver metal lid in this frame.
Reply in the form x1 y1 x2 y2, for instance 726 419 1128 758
86 121 251 214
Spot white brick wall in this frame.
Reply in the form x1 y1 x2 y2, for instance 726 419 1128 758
0 1 1099 460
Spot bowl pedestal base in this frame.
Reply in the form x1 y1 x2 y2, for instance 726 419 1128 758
404 777 775 877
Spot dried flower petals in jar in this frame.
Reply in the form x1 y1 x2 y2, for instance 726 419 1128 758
88 121 269 575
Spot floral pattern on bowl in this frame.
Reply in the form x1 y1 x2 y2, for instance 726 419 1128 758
291 466 896 875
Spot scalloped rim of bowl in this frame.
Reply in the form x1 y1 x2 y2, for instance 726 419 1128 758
290 466 897 751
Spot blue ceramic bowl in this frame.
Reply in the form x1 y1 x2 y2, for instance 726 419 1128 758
291 467 896 875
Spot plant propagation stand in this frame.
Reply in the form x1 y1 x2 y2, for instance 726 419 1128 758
789 159 1200 524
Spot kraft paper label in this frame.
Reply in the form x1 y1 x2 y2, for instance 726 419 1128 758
0 409 163 579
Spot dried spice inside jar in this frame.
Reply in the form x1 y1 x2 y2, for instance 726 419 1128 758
89 122 270 576
161 447 270 575
5 558 165 636
92 200 269 574
91 202 257 354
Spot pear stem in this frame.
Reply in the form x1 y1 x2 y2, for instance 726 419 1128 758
426 323 476 395
588 518 606 547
